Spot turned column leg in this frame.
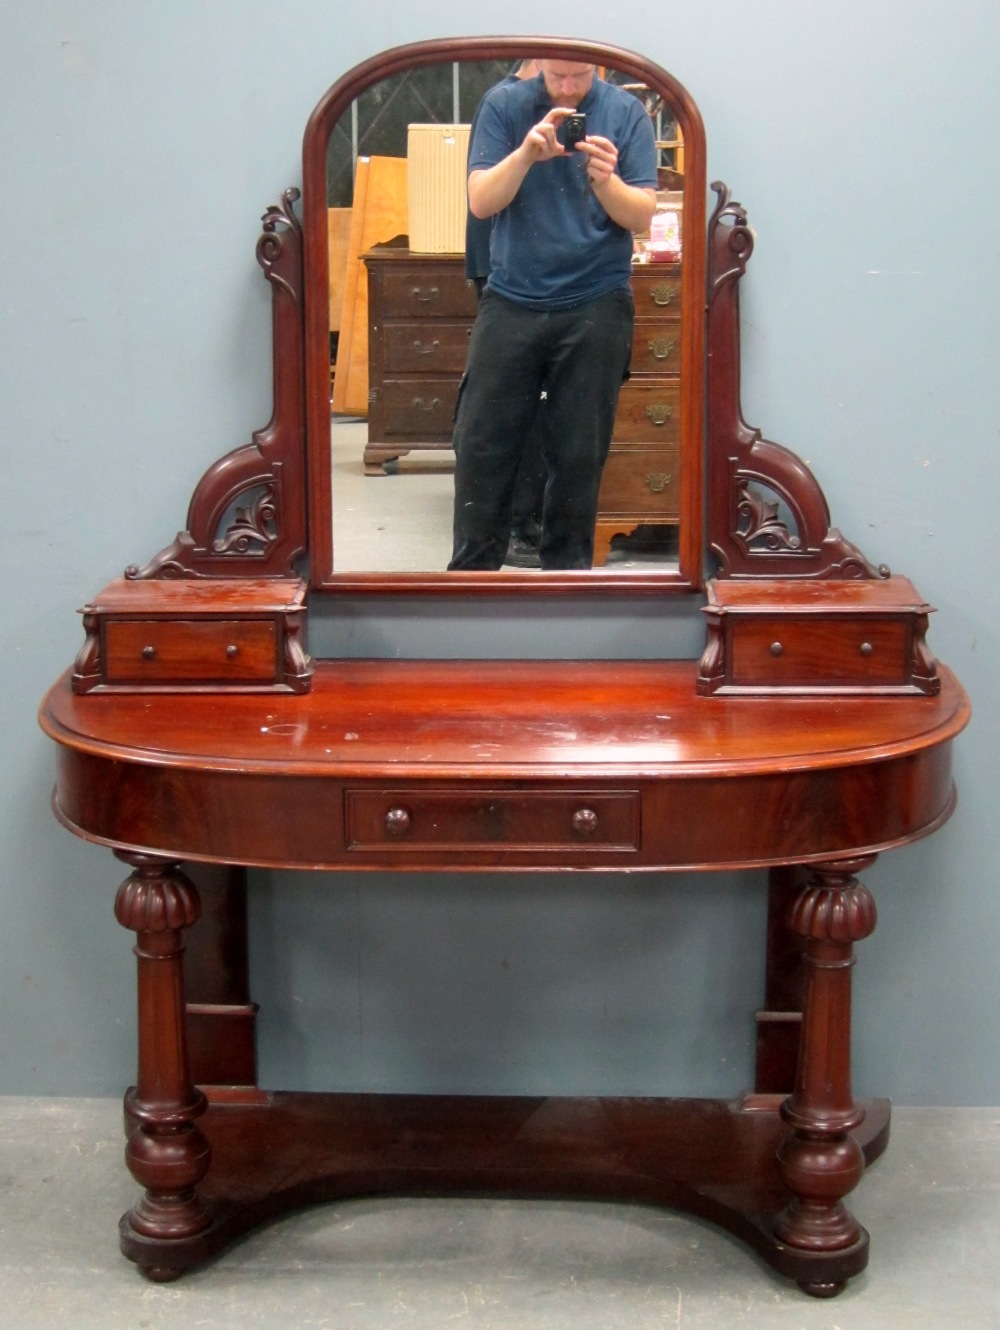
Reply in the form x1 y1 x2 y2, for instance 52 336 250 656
114 851 212 1279
774 855 878 1297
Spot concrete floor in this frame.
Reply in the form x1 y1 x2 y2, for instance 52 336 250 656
0 1097 998 1328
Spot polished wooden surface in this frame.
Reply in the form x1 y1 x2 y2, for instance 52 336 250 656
41 660 967 871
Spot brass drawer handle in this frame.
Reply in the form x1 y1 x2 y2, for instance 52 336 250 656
412 396 442 413
572 808 599 837
647 337 676 361
649 284 677 307
644 471 672 493
411 286 440 303
645 403 673 427
412 339 440 356
385 807 411 837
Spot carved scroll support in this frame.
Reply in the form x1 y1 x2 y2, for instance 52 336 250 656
114 852 211 1280
774 855 878 1297
126 189 307 581
706 183 886 580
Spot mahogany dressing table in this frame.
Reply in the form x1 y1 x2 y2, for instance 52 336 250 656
39 38 969 1299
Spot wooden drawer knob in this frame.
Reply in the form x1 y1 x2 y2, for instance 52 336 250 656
385 807 412 837
572 808 599 836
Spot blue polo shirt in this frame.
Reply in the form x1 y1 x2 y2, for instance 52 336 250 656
468 74 657 310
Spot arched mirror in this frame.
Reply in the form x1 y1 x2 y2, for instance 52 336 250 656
302 37 707 594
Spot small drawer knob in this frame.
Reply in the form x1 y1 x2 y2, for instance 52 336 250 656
572 808 599 837
385 807 412 837
770 641 784 657
226 644 239 659
859 641 874 657
141 645 156 661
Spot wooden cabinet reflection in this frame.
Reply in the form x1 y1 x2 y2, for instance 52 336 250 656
360 247 682 566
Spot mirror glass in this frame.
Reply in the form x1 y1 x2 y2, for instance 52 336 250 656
303 40 706 592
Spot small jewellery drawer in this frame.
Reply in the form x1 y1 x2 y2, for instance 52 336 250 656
729 619 910 688
598 445 680 517
383 321 473 374
613 381 681 442
378 269 478 318
103 618 278 684
345 788 640 853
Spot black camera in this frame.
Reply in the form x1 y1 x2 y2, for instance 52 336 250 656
560 112 587 150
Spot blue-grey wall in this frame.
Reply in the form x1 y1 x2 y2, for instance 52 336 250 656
3 2 998 1103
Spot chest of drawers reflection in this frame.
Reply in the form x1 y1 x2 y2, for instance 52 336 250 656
362 249 683 567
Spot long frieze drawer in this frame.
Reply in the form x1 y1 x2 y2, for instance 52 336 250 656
630 269 681 314
345 788 641 853
382 321 473 374
613 381 681 442
103 619 278 684
630 328 681 375
729 619 911 688
598 445 680 518
378 269 478 318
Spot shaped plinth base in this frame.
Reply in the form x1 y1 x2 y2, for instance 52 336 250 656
119 1091 890 1294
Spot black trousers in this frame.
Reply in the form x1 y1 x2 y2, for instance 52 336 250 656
449 287 633 570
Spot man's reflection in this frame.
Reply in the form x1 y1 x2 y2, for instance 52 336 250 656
448 60 657 571
465 59 546 568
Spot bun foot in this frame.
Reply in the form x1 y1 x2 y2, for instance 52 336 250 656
799 1279 846 1298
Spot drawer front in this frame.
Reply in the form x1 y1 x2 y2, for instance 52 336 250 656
598 445 680 518
104 618 278 683
729 618 910 687
383 321 473 374
630 327 681 375
613 381 680 443
346 788 641 853
630 270 681 316
374 378 462 438
378 269 478 318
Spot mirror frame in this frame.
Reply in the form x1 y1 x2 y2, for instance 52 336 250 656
302 36 707 595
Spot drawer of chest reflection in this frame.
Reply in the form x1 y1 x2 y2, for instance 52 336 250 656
377 270 478 318
345 788 641 852
598 445 680 517
374 378 462 437
103 618 278 683
629 326 681 375
729 618 911 687
613 381 680 442
630 269 681 314
382 321 473 374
